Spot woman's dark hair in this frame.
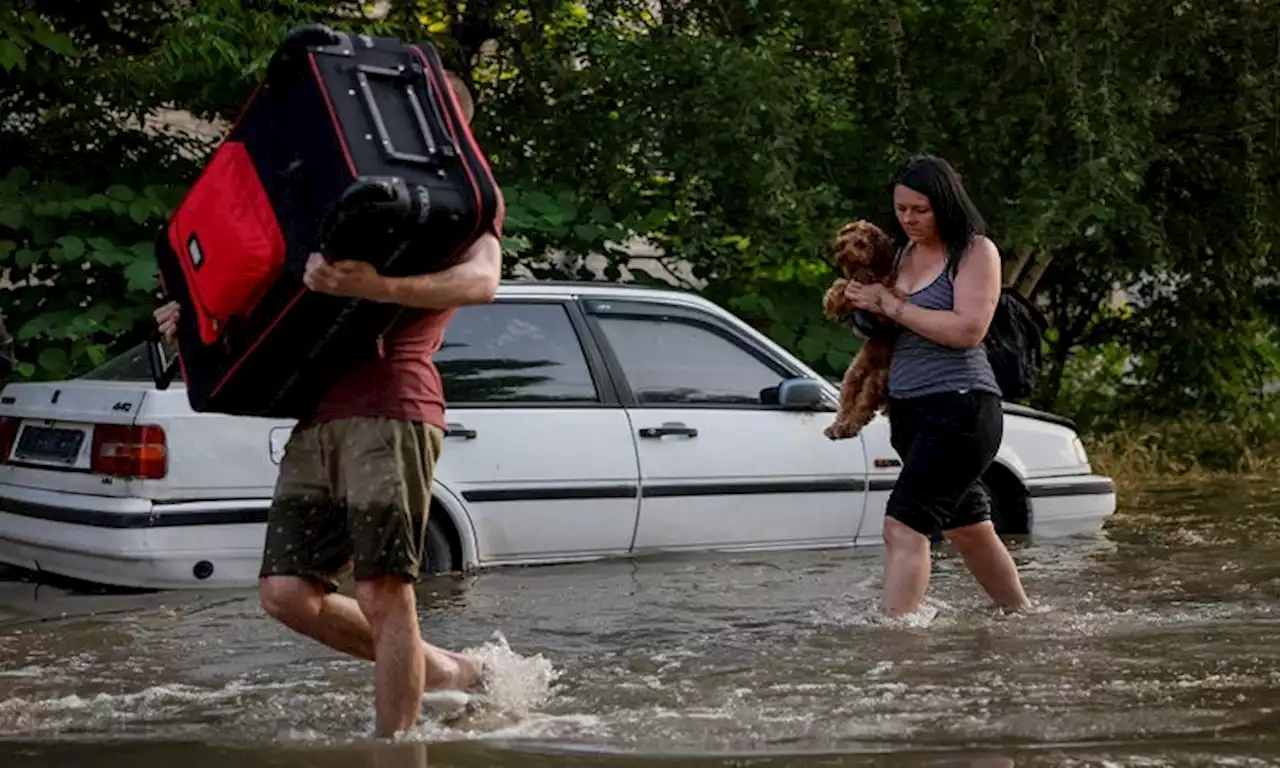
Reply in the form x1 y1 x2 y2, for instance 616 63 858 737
887 155 987 275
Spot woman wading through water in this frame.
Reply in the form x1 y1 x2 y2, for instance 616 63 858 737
842 156 1032 617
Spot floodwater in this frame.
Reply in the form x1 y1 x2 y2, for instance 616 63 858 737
2 479 1279 767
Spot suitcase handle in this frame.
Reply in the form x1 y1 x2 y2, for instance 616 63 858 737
354 64 456 167
266 24 350 86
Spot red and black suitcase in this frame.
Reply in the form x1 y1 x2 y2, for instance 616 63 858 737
149 24 502 419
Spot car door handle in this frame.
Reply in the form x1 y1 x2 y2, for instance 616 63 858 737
638 422 698 439
445 423 477 440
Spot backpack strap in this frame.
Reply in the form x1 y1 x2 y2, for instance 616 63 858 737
892 241 914 270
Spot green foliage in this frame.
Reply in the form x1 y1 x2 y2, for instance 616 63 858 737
0 0 1277 448
0 2 187 382
1085 401 1280 478
1050 340 1136 434
1063 325 1280 476
0 166 176 379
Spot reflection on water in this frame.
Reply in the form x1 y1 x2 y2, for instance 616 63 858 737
2 478 1279 766
8 738 1272 768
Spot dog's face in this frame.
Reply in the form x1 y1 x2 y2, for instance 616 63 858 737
832 220 895 280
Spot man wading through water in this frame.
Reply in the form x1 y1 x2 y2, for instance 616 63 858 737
155 72 502 737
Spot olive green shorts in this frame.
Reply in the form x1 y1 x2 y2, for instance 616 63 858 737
258 417 444 591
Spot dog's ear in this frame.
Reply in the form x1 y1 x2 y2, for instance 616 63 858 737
870 226 896 273
830 233 846 260
831 221 857 270
833 223 853 248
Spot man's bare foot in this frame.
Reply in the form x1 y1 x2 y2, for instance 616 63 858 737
422 641 476 678
451 653 484 691
422 644 484 692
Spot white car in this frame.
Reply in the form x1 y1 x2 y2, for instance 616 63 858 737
0 281 1115 590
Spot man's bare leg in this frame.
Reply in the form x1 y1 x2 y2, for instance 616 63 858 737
357 575 427 736
259 575 481 692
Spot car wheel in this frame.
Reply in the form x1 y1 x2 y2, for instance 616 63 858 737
422 514 456 575
982 471 1030 535
983 478 1007 532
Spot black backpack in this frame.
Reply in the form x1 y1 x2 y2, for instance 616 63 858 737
982 288 1047 402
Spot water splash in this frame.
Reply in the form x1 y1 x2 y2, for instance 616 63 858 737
464 630 559 720
807 595 946 629
401 630 561 739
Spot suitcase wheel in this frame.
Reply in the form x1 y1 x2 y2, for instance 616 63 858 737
315 178 416 257
339 177 412 214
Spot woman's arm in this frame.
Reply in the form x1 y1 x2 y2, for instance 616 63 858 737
857 237 1001 349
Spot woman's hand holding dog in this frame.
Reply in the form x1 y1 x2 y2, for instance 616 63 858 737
844 281 906 321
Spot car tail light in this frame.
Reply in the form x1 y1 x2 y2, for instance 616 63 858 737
0 416 17 465
91 424 167 479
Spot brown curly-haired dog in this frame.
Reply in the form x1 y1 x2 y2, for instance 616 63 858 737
822 219 906 440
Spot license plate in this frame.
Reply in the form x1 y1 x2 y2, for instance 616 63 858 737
14 426 86 464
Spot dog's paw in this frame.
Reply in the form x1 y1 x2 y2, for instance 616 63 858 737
824 422 858 441
823 291 846 318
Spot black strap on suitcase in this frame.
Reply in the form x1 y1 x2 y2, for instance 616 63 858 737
150 24 502 418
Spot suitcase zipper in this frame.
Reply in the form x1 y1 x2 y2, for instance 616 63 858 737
417 71 456 160
404 76 440 157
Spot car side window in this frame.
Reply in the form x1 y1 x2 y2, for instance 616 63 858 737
437 302 600 404
595 315 787 405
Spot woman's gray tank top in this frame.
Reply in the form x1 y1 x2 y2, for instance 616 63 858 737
888 249 1002 400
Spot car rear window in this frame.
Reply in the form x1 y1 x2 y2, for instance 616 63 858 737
79 343 154 382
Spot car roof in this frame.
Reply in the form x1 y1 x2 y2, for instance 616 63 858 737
494 279 707 303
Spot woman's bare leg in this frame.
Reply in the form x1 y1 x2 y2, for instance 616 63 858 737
943 521 1031 613
880 516 933 616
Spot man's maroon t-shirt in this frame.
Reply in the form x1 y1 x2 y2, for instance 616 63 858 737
306 307 456 431
307 207 504 431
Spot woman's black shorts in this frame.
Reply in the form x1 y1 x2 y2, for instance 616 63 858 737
884 389 1003 536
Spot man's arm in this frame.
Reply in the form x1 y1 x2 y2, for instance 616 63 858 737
303 232 502 309
376 233 502 309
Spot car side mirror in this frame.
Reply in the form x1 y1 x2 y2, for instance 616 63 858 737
777 377 827 411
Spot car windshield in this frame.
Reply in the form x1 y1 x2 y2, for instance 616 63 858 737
78 342 154 382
